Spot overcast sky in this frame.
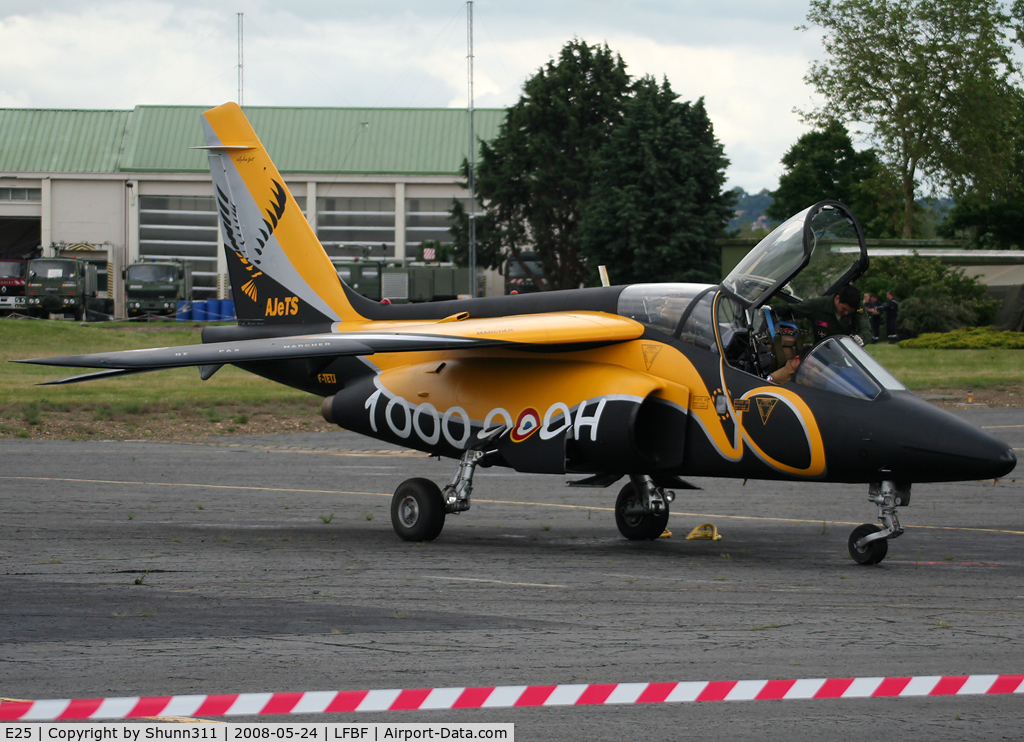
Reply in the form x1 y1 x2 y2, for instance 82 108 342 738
0 1 827 191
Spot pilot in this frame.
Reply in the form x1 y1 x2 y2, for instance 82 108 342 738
768 343 810 384
775 284 868 345
766 321 799 380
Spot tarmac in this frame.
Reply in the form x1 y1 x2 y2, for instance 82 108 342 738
1 407 1022 739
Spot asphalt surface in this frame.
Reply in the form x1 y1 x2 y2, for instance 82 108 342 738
1 407 1023 740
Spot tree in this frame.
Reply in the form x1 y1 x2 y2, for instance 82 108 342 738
803 0 1022 238
580 77 733 285
941 89 1024 247
766 120 887 230
469 40 632 290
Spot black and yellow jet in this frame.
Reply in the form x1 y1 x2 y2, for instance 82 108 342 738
16 103 1015 565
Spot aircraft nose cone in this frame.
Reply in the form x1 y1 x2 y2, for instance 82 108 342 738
869 395 1018 482
997 446 1017 477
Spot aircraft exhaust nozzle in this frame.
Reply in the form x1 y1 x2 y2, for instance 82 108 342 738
322 395 336 425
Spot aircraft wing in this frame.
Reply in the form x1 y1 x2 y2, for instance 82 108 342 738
15 311 645 384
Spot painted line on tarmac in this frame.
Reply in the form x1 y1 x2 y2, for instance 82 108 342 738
4 476 1024 537
0 475 387 500
1 674 1021 720
174 442 425 457
426 575 565 588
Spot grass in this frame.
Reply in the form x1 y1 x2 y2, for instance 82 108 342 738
0 320 317 419
1 320 1022 433
866 344 1024 390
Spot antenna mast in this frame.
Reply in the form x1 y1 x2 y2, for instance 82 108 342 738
237 13 244 106
466 1 477 297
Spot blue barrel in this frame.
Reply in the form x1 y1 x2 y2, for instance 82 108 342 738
206 298 222 322
221 299 236 321
192 300 207 322
175 300 192 321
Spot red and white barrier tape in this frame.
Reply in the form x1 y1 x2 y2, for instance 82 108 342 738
2 674 1021 721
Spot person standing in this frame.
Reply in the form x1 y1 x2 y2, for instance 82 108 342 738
864 292 881 343
884 290 899 344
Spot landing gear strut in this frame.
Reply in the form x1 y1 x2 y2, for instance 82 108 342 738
389 432 502 542
615 475 675 540
848 480 909 565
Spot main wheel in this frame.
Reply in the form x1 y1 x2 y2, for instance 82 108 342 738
391 477 446 542
615 482 669 540
848 523 888 565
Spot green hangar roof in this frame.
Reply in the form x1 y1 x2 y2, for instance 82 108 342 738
0 105 506 175
0 109 132 173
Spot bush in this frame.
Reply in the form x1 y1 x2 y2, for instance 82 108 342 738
900 326 1024 349
860 255 1000 338
896 296 981 338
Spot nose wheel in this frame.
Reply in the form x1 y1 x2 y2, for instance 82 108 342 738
848 523 887 565
847 480 909 565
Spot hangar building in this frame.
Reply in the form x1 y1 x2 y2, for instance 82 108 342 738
0 105 503 311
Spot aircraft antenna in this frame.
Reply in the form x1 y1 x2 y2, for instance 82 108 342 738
237 12 244 107
466 1 477 297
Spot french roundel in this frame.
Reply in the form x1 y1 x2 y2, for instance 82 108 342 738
511 408 541 442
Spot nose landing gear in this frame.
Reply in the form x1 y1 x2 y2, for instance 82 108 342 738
848 480 909 565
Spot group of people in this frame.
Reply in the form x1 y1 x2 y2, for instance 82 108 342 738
766 284 899 384
862 291 900 345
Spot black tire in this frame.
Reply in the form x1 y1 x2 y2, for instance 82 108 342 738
391 478 446 542
849 523 888 565
73 305 84 322
614 482 669 540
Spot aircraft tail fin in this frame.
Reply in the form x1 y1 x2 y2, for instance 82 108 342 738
200 102 366 324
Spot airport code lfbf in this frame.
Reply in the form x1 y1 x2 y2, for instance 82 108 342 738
1 726 513 741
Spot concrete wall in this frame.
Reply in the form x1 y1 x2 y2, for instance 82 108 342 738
50 179 125 247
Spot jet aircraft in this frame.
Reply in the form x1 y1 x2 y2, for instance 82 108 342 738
17 103 1016 565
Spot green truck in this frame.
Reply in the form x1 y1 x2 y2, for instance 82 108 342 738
335 262 471 303
503 253 546 294
124 261 193 317
25 257 98 320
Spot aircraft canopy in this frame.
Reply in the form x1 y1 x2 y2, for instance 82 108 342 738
722 201 869 310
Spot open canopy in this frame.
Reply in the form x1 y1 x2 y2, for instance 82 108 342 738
722 201 869 310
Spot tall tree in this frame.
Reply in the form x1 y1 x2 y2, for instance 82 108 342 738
767 121 878 223
803 0 1021 238
471 40 631 290
580 78 733 285
941 88 1024 247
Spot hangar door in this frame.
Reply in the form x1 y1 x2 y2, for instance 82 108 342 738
0 187 43 259
0 218 40 258
138 195 219 298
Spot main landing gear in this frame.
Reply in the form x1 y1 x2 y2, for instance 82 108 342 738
848 480 909 565
615 475 675 540
390 437 500 542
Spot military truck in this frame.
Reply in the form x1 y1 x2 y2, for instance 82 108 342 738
124 261 193 317
25 257 97 320
334 262 471 303
503 252 547 294
334 262 382 301
380 264 471 303
0 259 26 314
